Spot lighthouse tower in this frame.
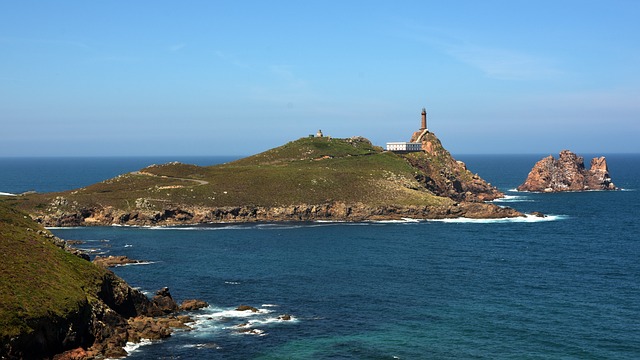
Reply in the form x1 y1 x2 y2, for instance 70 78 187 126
420 107 427 130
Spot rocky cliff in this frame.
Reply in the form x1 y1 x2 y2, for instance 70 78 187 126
0 203 207 359
29 200 523 227
404 131 503 202
517 150 617 192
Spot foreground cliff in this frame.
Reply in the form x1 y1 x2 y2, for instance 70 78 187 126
517 150 617 192
0 203 206 359
5 134 523 226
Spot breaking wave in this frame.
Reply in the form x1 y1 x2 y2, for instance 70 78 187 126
492 195 535 203
429 214 566 223
112 261 158 267
186 304 298 340
107 339 153 359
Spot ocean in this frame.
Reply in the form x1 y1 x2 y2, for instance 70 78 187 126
1 154 639 359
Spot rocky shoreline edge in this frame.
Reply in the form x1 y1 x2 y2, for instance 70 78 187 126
34 201 524 227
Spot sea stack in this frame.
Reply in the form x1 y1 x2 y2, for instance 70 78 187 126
517 150 617 192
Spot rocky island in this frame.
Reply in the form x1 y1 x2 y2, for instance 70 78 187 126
2 115 526 226
518 150 617 192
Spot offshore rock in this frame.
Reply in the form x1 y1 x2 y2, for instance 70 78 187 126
180 299 210 311
236 305 260 312
149 287 180 316
517 150 617 192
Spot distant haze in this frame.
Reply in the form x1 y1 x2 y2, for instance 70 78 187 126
1 1 639 156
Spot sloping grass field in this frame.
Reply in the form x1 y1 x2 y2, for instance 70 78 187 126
9 137 451 214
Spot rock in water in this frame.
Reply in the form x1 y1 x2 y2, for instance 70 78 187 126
517 150 617 192
180 299 209 311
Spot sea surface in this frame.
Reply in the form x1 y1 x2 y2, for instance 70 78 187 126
1 154 639 359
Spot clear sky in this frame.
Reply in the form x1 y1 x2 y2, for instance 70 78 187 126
1 1 639 156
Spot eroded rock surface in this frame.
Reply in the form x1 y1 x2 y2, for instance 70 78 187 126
518 150 617 192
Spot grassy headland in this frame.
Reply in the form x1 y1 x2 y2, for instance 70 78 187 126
4 135 517 225
0 203 105 341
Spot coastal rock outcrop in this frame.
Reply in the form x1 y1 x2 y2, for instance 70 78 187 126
180 299 210 311
93 255 145 268
517 150 617 192
31 200 523 227
406 131 503 202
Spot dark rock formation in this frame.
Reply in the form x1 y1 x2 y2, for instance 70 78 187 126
517 150 617 192
236 305 260 312
149 287 180 315
55 284 202 359
4 268 206 359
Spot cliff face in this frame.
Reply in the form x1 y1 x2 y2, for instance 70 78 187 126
517 150 617 192
0 203 205 359
405 132 504 202
29 201 522 227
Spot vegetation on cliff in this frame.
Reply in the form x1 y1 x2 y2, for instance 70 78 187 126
4 134 519 226
0 203 207 358
0 203 104 340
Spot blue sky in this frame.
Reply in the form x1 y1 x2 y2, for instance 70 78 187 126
1 1 639 156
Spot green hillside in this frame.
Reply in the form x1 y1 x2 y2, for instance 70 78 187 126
4 134 513 226
0 203 105 340
10 137 449 213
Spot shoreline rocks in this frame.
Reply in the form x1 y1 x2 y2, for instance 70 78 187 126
52 284 207 359
517 150 617 192
32 200 524 228
92 255 146 268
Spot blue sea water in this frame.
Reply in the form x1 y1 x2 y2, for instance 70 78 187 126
1 154 639 359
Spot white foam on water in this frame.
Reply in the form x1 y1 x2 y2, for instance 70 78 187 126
111 339 152 358
132 287 151 296
245 315 299 326
261 304 279 307
428 214 566 224
147 224 256 231
366 218 423 224
224 281 241 285
192 306 273 321
491 195 534 203
182 343 222 350
112 261 158 267
235 328 267 336
124 244 133 247
0 192 16 196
